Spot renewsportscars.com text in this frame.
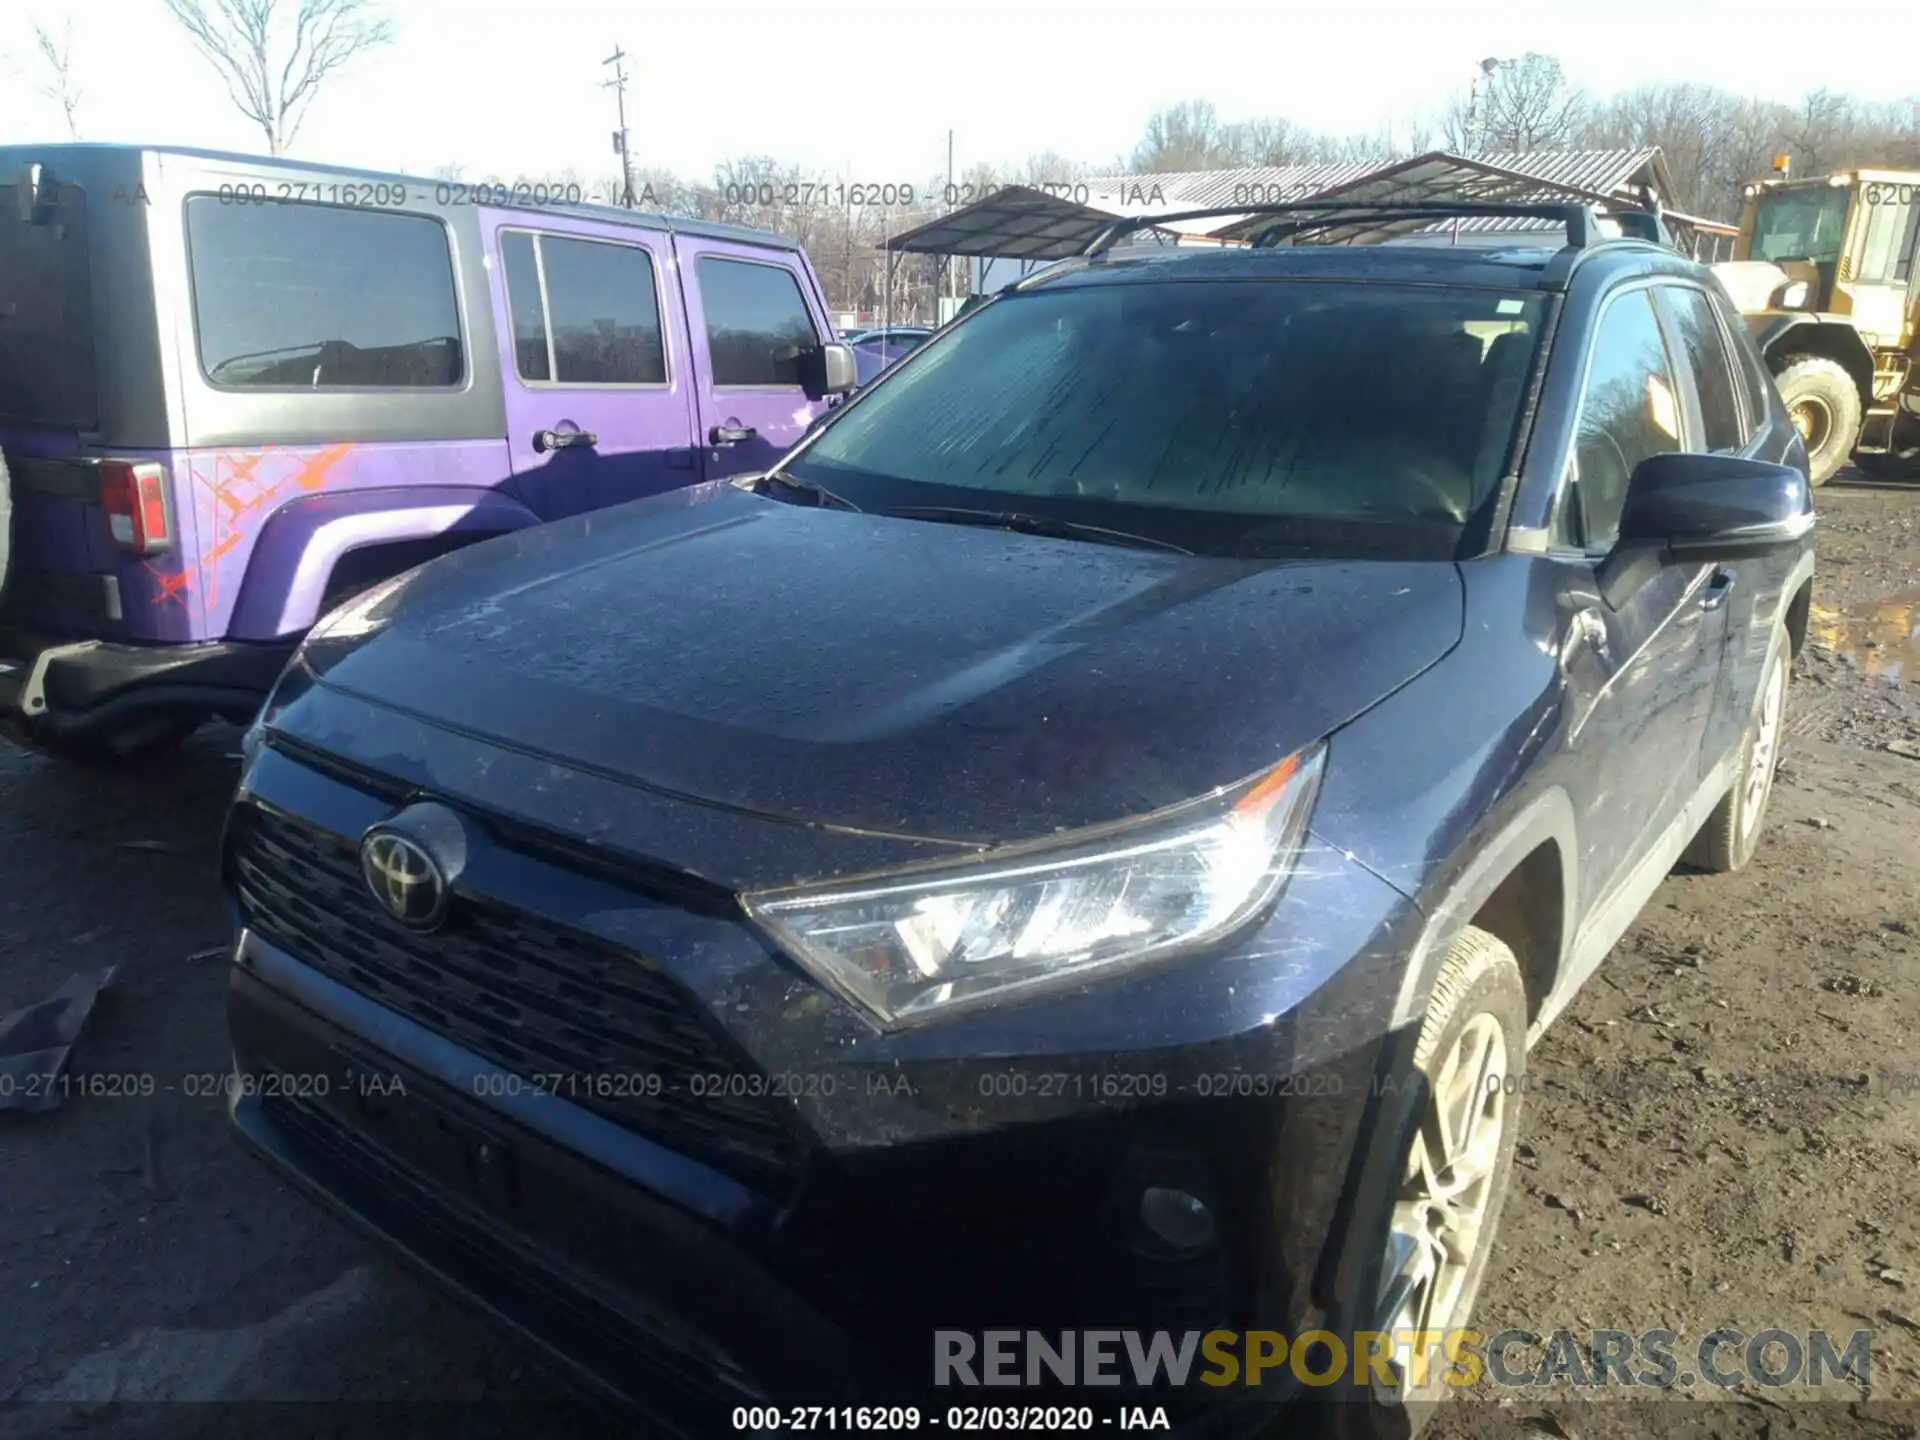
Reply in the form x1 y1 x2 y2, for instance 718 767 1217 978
933 1327 1871 1390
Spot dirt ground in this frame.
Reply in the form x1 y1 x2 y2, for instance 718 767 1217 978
0 477 1915 1439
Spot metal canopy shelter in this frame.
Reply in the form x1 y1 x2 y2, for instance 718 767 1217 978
880 184 1185 260
1203 149 1737 257
1205 151 1640 245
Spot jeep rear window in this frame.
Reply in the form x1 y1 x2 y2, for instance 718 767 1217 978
790 279 1545 558
0 182 97 430
185 196 462 389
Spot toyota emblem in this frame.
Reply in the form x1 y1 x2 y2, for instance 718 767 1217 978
360 829 449 930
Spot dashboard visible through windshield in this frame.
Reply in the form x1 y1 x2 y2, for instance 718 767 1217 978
788 278 1545 559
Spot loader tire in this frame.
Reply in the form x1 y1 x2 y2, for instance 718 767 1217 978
1773 356 1861 487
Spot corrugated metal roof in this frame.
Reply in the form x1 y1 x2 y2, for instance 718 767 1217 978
1474 148 1661 198
882 184 1190 260
1079 161 1382 211
883 150 1685 258
1205 150 1683 244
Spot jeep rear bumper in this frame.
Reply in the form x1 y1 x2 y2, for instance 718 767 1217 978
0 627 295 738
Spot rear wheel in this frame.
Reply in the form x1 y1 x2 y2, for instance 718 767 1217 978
1685 631 1789 873
1773 355 1862 487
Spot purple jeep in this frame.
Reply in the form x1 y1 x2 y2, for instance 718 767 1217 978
0 146 855 762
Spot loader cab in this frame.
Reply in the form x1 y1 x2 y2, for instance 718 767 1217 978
1735 171 1920 351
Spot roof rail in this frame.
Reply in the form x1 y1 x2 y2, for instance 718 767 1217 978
1601 205 1668 245
1078 200 1610 258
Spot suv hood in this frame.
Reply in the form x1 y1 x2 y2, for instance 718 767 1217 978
308 485 1463 844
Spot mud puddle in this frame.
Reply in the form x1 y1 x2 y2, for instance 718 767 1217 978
1810 587 1920 683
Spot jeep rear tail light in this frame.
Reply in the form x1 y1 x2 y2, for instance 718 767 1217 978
98 460 174 555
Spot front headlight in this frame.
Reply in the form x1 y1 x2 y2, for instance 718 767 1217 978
1774 280 1812 310
742 743 1327 1029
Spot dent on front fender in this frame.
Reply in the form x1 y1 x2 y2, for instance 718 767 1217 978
227 487 540 641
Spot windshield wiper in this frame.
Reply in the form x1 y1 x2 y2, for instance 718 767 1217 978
873 506 1193 555
747 470 862 512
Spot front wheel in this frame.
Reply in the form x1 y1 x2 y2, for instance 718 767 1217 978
1773 355 1862 487
1684 633 1789 873
1322 927 1527 1438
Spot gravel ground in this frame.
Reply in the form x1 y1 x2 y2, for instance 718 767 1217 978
1 477 1915 1438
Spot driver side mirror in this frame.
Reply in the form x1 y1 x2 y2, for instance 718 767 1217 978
1616 451 1813 561
802 341 858 398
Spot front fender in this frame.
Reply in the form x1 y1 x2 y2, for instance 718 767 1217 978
227 486 542 642
1750 314 1876 388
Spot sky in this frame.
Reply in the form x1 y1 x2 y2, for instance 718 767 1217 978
3 0 1916 189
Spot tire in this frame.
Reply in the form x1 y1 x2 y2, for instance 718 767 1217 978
1 713 202 766
1684 630 1789 873
1772 356 1861 487
1321 927 1528 1438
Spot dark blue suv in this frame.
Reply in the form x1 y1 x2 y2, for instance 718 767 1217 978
221 202 1815 1437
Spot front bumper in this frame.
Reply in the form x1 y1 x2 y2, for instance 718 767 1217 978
0 627 293 735
221 733 1427 1430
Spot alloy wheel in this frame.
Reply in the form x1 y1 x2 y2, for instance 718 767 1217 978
1374 1012 1510 1402
1740 652 1787 850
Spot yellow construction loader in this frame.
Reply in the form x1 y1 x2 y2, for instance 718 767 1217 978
1713 159 1920 485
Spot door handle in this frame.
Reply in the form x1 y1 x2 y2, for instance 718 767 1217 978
532 427 597 453
710 424 757 446
1700 568 1736 611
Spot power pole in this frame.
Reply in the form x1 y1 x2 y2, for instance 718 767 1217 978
604 48 635 208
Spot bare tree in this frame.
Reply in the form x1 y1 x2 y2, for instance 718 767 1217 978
1443 53 1585 154
162 0 395 155
28 20 83 139
1129 100 1241 172
1226 117 1336 167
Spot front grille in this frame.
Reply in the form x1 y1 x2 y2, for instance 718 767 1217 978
260 1089 766 1423
230 802 806 1194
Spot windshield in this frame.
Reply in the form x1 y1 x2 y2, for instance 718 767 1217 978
789 278 1544 558
1749 186 1851 265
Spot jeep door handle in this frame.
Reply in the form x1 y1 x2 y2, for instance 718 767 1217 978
710 424 757 446
532 427 597 453
1700 568 1736 611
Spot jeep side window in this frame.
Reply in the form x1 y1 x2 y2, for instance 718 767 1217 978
1560 290 1684 553
500 230 666 386
696 258 820 388
186 197 462 389
1661 286 1747 454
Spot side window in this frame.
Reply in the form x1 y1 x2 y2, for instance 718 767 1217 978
1727 307 1774 426
186 196 462 388
1857 188 1919 285
499 230 666 386
499 232 549 381
697 257 820 387
1661 286 1747 454
1560 290 1684 553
